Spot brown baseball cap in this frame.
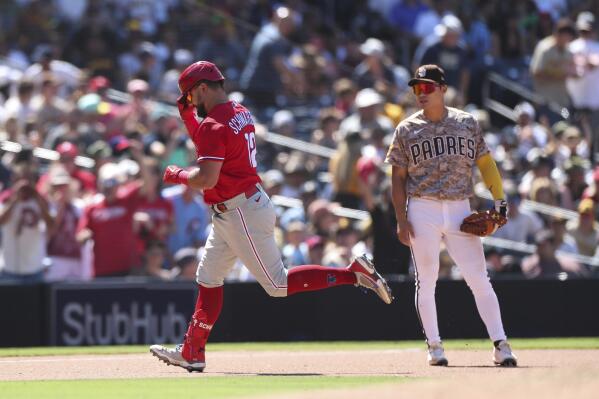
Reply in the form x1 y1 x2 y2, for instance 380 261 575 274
408 64 447 86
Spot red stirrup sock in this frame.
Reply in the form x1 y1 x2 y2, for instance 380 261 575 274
287 265 357 295
182 285 223 361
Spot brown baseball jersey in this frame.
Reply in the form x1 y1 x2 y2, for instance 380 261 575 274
385 106 489 200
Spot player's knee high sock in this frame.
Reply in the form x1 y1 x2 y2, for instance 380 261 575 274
182 285 223 361
287 265 357 295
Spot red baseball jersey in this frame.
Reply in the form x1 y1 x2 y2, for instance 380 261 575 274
191 101 261 204
77 181 142 276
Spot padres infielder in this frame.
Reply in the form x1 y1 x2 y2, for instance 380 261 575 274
385 65 517 367
149 61 393 372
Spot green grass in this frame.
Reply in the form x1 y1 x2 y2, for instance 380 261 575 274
0 376 403 399
0 337 597 357
0 338 597 399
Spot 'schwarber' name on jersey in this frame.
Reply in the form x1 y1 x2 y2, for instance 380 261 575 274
228 111 253 134
410 135 476 165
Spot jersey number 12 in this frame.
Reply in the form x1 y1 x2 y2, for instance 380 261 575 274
244 132 258 168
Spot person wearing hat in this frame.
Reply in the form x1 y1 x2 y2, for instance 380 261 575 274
76 140 150 278
353 38 409 94
329 130 365 209
566 198 599 257
311 107 343 149
339 88 394 137
581 165 599 209
521 229 587 279
557 126 589 165
172 247 201 280
23 44 83 96
44 167 90 282
121 79 151 133
36 141 97 197
530 18 576 109
152 60 393 373
509 101 550 161
418 15 469 102
560 156 589 210
88 76 111 94
567 11 599 162
261 169 285 196
0 168 54 283
240 6 298 110
386 64 516 366
160 49 194 103
281 221 309 267
332 78 358 115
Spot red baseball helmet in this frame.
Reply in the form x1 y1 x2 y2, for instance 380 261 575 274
178 61 225 94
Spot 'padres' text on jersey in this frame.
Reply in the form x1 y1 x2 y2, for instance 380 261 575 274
385 107 489 200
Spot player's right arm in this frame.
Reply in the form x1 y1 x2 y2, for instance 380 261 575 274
391 166 414 246
163 162 222 191
163 119 226 190
187 162 222 190
385 124 414 246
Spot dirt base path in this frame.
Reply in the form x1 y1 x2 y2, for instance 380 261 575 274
1 349 597 398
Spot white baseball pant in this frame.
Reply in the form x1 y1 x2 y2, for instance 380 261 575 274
408 197 507 344
196 188 288 297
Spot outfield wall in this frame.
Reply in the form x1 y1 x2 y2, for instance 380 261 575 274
1 278 597 347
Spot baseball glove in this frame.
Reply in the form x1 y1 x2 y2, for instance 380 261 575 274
460 209 507 237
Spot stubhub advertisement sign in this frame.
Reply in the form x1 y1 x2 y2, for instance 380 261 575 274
49 282 196 345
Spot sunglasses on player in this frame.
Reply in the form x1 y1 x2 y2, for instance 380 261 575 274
412 82 441 96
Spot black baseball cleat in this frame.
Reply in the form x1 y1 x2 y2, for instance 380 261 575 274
348 254 394 304
428 342 449 366
497 358 518 367
493 340 518 367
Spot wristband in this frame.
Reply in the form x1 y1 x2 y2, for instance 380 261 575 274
176 170 190 185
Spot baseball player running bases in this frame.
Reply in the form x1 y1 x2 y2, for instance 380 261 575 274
149 61 393 372
386 64 517 367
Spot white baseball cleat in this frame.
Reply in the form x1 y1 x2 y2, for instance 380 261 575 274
427 342 449 366
348 254 394 304
150 344 206 372
493 340 517 367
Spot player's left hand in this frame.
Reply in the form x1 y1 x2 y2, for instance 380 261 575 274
460 208 507 237
163 165 184 184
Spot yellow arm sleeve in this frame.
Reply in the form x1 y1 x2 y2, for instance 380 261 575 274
476 153 504 200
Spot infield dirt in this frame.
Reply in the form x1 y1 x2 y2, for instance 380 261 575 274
1 348 597 398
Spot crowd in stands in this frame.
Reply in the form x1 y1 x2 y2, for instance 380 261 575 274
0 0 598 284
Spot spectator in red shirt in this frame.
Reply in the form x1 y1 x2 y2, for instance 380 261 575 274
76 142 148 277
37 141 96 197
134 158 174 252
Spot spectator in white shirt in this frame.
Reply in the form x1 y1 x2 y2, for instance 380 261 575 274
567 12 599 162
0 173 54 283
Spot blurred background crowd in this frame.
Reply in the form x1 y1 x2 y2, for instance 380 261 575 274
0 0 598 284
